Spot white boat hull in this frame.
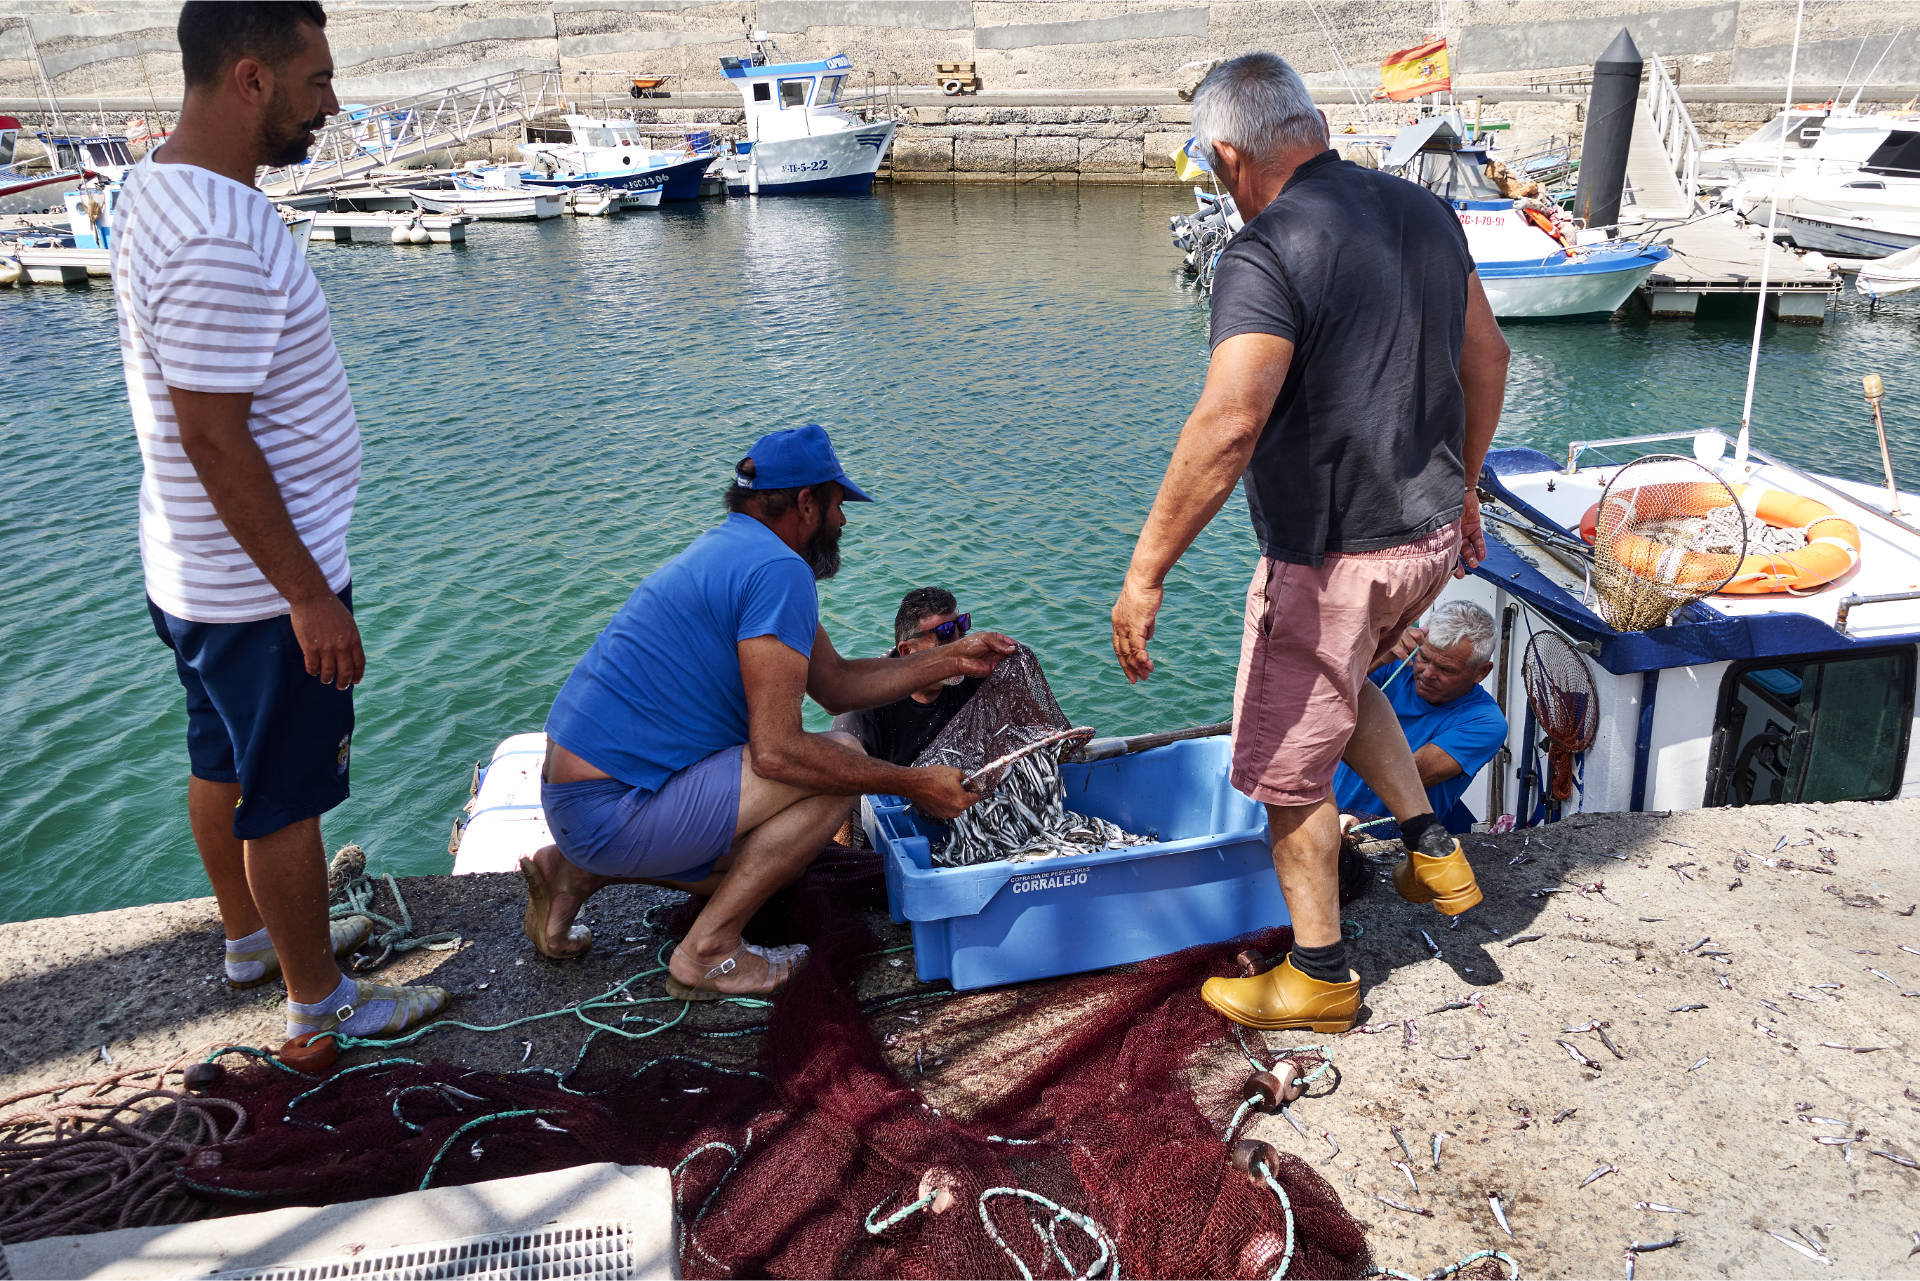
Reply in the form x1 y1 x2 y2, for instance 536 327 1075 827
1480 257 1662 318
1777 208 1920 258
1857 244 1920 297
0 170 84 215
406 188 565 220
724 121 896 196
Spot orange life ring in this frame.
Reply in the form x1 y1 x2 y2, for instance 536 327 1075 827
1576 483 1860 595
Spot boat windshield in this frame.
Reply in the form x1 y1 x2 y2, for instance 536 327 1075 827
1408 148 1503 200
1708 647 1915 806
816 74 844 105
779 78 811 108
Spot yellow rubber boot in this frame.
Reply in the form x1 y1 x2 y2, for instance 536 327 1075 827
1392 839 1483 915
1200 957 1359 1033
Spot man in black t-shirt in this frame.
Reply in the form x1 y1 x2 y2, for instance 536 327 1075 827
833 587 981 765
1111 52 1511 1034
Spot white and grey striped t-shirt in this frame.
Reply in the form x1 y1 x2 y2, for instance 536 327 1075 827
112 155 360 624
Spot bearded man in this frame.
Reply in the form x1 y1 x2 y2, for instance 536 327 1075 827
521 424 1015 999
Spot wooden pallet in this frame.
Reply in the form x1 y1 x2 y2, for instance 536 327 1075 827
934 61 979 95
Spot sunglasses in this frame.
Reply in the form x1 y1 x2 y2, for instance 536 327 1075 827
904 613 971 645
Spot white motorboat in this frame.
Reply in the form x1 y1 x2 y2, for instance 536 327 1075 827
403 181 565 221
1697 104 1829 192
1762 127 1920 257
519 115 710 201
1391 117 1669 318
716 39 899 196
0 115 84 215
1856 243 1920 297
1725 110 1920 221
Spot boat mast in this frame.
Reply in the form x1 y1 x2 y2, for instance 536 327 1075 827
1734 0 1806 467
20 19 65 136
1847 28 1905 114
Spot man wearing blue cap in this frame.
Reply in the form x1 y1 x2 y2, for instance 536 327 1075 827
521 424 1016 999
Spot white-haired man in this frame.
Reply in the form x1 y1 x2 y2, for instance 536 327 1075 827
1110 52 1510 1032
1332 602 1507 831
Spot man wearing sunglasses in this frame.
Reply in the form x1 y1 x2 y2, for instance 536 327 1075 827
832 588 983 769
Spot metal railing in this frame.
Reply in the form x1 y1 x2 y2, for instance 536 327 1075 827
1644 52 1704 211
260 68 565 194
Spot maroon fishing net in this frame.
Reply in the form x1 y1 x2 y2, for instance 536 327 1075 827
169 848 1372 1278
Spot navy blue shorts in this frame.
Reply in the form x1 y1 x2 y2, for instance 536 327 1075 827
148 588 355 841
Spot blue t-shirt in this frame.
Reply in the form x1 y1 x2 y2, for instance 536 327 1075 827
545 514 818 795
1332 664 1507 824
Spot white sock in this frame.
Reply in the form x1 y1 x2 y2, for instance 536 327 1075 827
285 975 408 1040
224 925 273 985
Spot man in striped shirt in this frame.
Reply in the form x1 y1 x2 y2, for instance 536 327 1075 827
114 2 447 1041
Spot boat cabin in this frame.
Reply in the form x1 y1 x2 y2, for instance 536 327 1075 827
1440 431 1920 828
1385 117 1570 263
720 51 857 143
38 133 135 181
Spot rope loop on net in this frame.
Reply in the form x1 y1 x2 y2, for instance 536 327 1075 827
1251 1158 1298 1281
865 1187 937 1235
418 1108 561 1191
978 1187 1117 1281
329 849 461 965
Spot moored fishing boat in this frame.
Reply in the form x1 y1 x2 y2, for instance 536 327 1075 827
519 115 712 201
715 38 900 196
403 181 566 221
0 116 85 215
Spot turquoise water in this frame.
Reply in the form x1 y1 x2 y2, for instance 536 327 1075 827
4 183 1920 924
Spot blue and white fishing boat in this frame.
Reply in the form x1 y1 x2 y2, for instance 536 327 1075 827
1385 116 1670 319
518 115 710 202
716 38 898 196
36 131 137 183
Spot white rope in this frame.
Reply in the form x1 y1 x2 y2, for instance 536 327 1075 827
1734 0 1806 466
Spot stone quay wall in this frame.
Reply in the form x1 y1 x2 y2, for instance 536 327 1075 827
3 0 1917 182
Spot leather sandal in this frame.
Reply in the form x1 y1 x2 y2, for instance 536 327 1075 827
665 941 809 1001
519 856 592 960
227 914 376 990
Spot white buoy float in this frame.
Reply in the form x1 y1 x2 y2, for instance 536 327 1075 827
408 222 430 244
0 256 22 287
390 221 410 244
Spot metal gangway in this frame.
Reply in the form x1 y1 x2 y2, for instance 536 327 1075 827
260 68 566 195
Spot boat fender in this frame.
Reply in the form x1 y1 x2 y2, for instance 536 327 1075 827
941 78 963 95
390 221 410 244
1576 483 1862 595
0 256 21 287
408 223 430 244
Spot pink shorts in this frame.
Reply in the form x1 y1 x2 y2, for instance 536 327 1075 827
1231 523 1463 807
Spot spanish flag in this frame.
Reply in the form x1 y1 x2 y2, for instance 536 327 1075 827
1379 37 1450 102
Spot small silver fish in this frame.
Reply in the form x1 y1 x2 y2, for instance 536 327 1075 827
1392 1160 1419 1193
1558 1040 1602 1070
1431 1133 1443 1171
1629 1235 1683 1253
1552 1108 1577 1124
97 1044 113 1067
1421 930 1441 956
1375 1194 1432 1217
1686 1055 1710 1072
1868 1149 1919 1170
1580 1162 1618 1188
1280 1105 1308 1138
1766 1231 1831 1265
1322 1131 1340 1161
1671 1003 1707 1013
1635 1202 1690 1214
1390 1125 1414 1162
1489 1191 1513 1239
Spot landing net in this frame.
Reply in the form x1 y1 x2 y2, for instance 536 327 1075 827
1589 456 1746 631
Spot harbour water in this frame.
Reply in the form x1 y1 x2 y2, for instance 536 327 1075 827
4 182 1920 925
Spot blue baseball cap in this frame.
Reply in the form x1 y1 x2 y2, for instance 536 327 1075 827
734 423 873 502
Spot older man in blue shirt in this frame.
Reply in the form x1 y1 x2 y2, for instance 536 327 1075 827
1333 601 1506 832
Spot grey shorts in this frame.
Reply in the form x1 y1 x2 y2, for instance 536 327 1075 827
540 746 744 880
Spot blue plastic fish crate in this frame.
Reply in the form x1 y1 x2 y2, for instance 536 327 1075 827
872 737 1288 990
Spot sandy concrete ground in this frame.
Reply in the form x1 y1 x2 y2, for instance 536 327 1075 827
1 799 1915 1277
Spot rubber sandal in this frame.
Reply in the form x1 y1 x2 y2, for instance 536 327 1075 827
519 856 592 960
665 941 809 1001
227 914 376 990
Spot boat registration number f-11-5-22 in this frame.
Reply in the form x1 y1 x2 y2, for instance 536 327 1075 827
780 159 832 174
